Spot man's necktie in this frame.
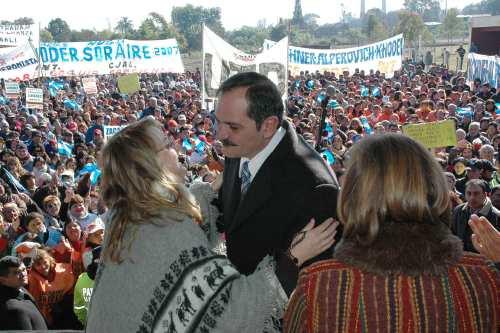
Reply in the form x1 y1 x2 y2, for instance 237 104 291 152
240 161 251 194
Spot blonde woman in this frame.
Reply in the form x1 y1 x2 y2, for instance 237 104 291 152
86 117 336 332
285 134 500 332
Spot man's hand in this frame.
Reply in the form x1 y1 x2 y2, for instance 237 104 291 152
468 214 500 262
290 218 339 266
210 171 223 192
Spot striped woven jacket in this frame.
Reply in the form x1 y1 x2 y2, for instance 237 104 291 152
284 222 500 333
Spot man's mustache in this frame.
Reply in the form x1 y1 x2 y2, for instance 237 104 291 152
222 139 237 147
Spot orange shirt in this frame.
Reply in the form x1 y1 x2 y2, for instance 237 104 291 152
28 263 75 326
376 113 393 123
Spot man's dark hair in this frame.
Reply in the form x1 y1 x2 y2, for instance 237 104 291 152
0 255 21 277
465 179 490 193
217 72 283 130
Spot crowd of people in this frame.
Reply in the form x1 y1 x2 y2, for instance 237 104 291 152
0 57 499 331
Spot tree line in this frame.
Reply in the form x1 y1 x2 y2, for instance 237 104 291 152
1 0 499 53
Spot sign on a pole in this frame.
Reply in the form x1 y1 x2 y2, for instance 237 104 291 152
25 87 43 109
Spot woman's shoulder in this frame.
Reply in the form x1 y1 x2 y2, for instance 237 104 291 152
297 258 353 283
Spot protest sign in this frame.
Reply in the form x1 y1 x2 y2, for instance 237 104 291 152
117 74 140 94
4 81 20 98
0 43 38 81
203 26 288 101
467 53 500 88
25 87 43 109
0 24 39 47
82 77 98 94
288 34 404 77
38 39 185 77
103 125 127 141
402 120 457 148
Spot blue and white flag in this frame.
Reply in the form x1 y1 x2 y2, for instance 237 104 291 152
63 98 80 111
0 96 7 105
325 122 334 143
1 166 27 194
360 116 373 135
182 137 193 151
193 137 205 154
78 163 101 185
48 80 64 97
321 149 336 165
372 87 381 97
361 86 369 97
327 100 339 109
57 140 73 156
457 107 474 118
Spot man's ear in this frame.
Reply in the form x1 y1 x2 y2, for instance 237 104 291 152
260 116 280 139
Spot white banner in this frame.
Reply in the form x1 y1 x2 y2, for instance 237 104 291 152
467 53 500 89
26 88 43 109
0 24 39 47
4 81 20 98
82 77 98 95
203 26 288 100
103 125 127 141
262 39 277 51
38 39 185 77
0 43 39 81
288 34 404 77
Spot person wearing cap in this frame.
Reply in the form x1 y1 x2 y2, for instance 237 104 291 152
476 82 493 101
28 130 44 155
177 113 187 126
81 221 104 270
0 255 47 329
452 179 500 253
15 142 34 172
140 96 159 119
455 158 483 196
85 114 105 144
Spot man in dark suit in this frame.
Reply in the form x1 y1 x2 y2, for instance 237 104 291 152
215 72 340 293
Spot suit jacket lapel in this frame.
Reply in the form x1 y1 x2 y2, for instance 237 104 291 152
222 158 242 230
227 160 273 234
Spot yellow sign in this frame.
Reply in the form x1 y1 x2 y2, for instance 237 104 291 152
402 120 457 149
117 74 140 95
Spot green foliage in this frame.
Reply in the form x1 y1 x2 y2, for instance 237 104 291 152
171 4 224 50
440 8 467 42
40 29 53 42
47 18 72 42
115 17 135 38
292 0 304 27
395 10 429 47
226 26 269 52
463 0 500 15
71 29 100 42
363 10 388 41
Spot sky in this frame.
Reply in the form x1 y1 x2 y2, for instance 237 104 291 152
1 0 484 31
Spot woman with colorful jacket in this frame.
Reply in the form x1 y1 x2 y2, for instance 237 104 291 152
285 134 500 333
